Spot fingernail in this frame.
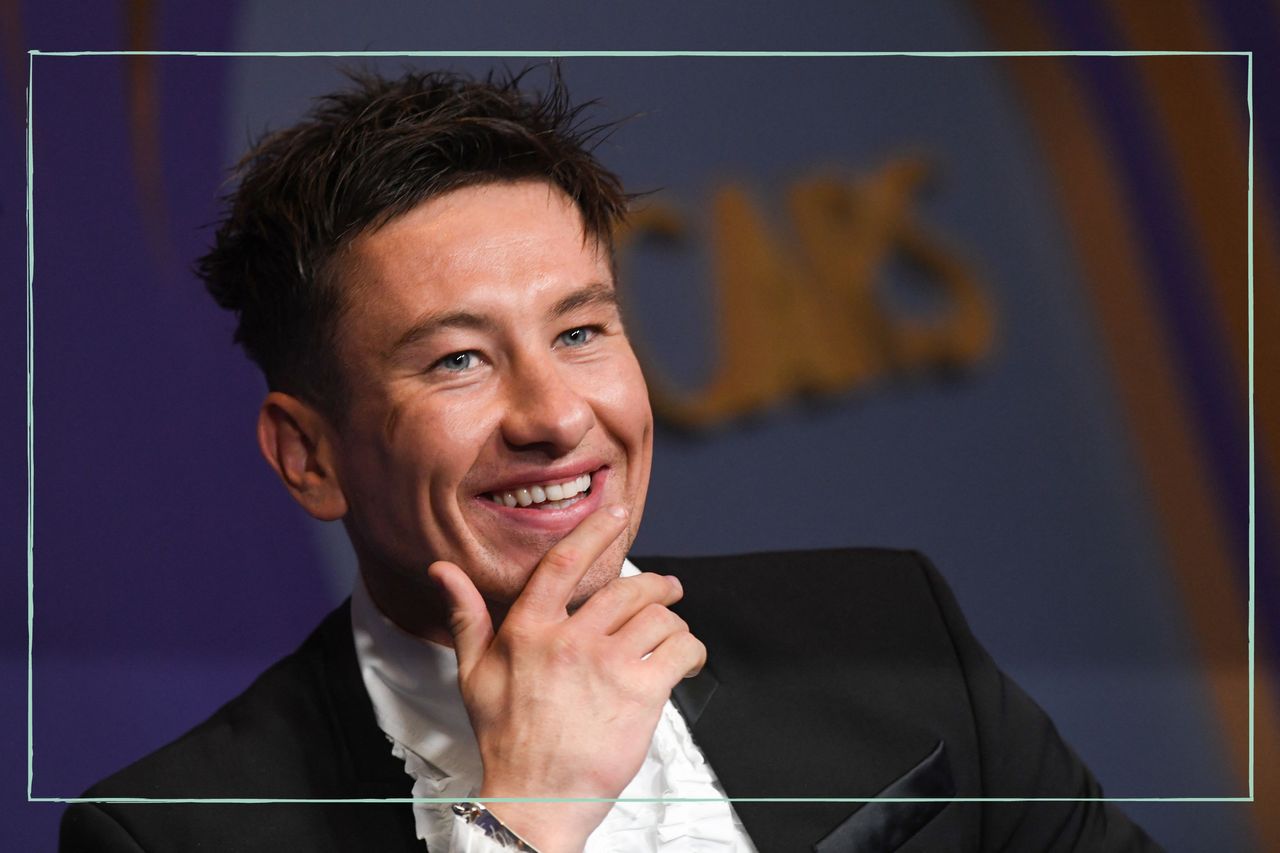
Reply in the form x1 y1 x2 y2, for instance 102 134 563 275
607 504 628 519
665 574 682 594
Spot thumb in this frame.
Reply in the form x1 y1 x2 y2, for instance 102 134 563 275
427 561 494 673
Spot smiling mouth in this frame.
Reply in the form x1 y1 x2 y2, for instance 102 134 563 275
486 473 594 511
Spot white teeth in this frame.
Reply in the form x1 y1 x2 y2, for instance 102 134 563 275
489 473 594 509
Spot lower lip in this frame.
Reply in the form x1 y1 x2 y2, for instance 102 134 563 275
475 469 609 531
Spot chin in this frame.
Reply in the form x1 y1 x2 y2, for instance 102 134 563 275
567 555 628 612
474 524 633 611
565 576 613 611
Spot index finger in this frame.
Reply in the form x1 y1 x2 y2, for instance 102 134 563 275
509 504 629 622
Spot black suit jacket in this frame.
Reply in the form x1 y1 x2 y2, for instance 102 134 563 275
60 549 1161 852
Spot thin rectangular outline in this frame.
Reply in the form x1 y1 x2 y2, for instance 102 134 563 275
25 49 1255 805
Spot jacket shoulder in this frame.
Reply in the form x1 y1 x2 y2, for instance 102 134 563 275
82 602 355 800
61 601 420 852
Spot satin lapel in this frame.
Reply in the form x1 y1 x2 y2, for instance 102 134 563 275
672 665 720 726
669 657 838 852
813 740 954 853
673 668 955 853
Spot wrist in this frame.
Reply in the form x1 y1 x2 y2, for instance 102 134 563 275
453 802 544 851
477 795 599 853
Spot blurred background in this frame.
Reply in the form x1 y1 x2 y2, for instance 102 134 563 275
3 1 1277 850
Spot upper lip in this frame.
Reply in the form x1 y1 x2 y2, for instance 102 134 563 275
475 461 605 495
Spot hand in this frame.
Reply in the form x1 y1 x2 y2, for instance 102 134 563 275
428 505 706 853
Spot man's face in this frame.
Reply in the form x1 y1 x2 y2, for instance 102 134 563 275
328 181 653 608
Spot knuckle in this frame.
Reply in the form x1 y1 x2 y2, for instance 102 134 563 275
501 617 534 645
541 546 581 574
639 601 666 620
640 572 669 593
595 574 656 613
674 630 704 657
666 608 689 633
643 602 682 631
640 575 668 602
447 611 472 639
612 578 643 607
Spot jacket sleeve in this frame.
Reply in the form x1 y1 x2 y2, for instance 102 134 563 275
914 551 1164 852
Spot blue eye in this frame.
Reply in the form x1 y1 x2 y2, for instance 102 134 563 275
434 351 479 372
558 327 596 347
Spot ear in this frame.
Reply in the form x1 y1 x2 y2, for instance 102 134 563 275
256 391 349 521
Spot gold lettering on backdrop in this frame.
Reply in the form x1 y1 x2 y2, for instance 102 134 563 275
618 156 996 428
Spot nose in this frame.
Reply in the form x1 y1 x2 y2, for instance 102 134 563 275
499 353 595 453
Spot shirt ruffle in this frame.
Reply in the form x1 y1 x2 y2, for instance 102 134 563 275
356 562 756 852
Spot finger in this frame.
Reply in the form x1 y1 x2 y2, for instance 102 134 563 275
427 560 494 674
608 601 688 659
511 505 629 622
570 573 683 636
640 631 707 689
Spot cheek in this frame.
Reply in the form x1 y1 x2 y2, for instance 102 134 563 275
589 359 653 525
393 406 489 493
347 398 476 506
593 358 653 438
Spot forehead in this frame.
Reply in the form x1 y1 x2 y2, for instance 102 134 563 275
341 181 612 324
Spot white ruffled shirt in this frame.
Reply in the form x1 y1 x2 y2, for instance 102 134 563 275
351 560 758 852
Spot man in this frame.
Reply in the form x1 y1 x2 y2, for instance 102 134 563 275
60 68 1160 852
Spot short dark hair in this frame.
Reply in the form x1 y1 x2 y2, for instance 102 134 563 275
197 66 630 418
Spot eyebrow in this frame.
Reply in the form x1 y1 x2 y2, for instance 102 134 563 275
548 282 620 321
385 310 499 358
385 282 620 359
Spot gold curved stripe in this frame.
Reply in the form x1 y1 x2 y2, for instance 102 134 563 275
972 3 1267 843
124 0 173 273
1100 2 1280 835
1105 0 1280 625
